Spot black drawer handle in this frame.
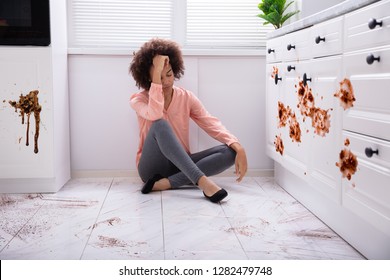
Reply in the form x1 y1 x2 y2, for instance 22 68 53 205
368 18 383 30
268 48 275 54
365 147 379 158
366 53 381 65
274 73 282 85
303 73 311 86
287 65 296 72
315 36 326 44
287 44 295 51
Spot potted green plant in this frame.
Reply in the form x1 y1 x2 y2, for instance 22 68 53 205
257 0 300 29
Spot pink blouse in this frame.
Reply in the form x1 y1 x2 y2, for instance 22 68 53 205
130 83 239 166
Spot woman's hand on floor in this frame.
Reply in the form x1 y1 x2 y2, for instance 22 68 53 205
230 142 248 182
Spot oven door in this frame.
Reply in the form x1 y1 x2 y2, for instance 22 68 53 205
0 0 50 46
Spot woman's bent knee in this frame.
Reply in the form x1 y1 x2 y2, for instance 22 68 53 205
224 145 237 163
151 119 169 131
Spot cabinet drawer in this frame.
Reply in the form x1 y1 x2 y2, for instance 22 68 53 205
344 0 390 52
266 36 284 63
342 47 390 141
282 27 312 62
341 131 390 235
311 16 343 58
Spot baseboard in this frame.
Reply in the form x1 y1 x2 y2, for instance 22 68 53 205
71 168 274 178
0 177 63 193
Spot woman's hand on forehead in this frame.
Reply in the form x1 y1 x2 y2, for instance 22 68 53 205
153 55 170 71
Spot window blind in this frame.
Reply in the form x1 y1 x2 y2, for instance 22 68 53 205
186 0 272 48
68 0 271 51
68 0 173 48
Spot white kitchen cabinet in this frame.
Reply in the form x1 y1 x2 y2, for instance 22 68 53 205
343 47 390 141
266 24 342 184
344 0 390 52
0 48 54 179
266 50 342 198
0 0 70 193
281 59 310 177
265 63 282 154
266 60 311 178
340 0 390 246
282 28 312 62
266 0 390 259
266 36 284 63
342 130 390 235
311 16 343 58
307 55 342 202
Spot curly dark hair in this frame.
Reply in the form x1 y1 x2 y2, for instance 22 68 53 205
129 38 185 90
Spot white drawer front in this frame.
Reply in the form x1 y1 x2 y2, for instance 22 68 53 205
345 0 390 52
282 27 312 62
266 36 284 63
342 131 390 235
311 16 343 58
342 47 390 141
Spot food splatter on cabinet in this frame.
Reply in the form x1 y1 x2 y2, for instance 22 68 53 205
336 138 358 181
8 90 42 153
274 134 284 155
334 78 355 110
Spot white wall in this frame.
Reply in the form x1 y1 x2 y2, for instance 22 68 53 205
300 0 344 19
68 54 273 175
66 1 344 177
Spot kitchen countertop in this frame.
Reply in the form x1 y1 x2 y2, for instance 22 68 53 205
267 0 380 39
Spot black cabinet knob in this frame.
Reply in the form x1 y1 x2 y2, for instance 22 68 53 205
287 44 295 51
274 73 282 85
365 147 379 158
366 53 381 65
368 18 383 30
302 73 311 86
268 48 275 54
315 36 326 44
287 65 296 72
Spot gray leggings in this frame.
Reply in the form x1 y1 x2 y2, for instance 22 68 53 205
138 119 236 188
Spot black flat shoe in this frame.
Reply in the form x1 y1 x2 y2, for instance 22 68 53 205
141 174 164 194
203 188 228 203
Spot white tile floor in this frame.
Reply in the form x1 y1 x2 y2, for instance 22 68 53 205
0 176 365 260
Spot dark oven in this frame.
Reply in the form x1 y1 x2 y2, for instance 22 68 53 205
0 0 50 46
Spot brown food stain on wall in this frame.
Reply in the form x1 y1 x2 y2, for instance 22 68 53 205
9 90 42 153
334 78 355 110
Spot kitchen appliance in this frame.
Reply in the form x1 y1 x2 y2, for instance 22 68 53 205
0 0 69 193
0 0 50 46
